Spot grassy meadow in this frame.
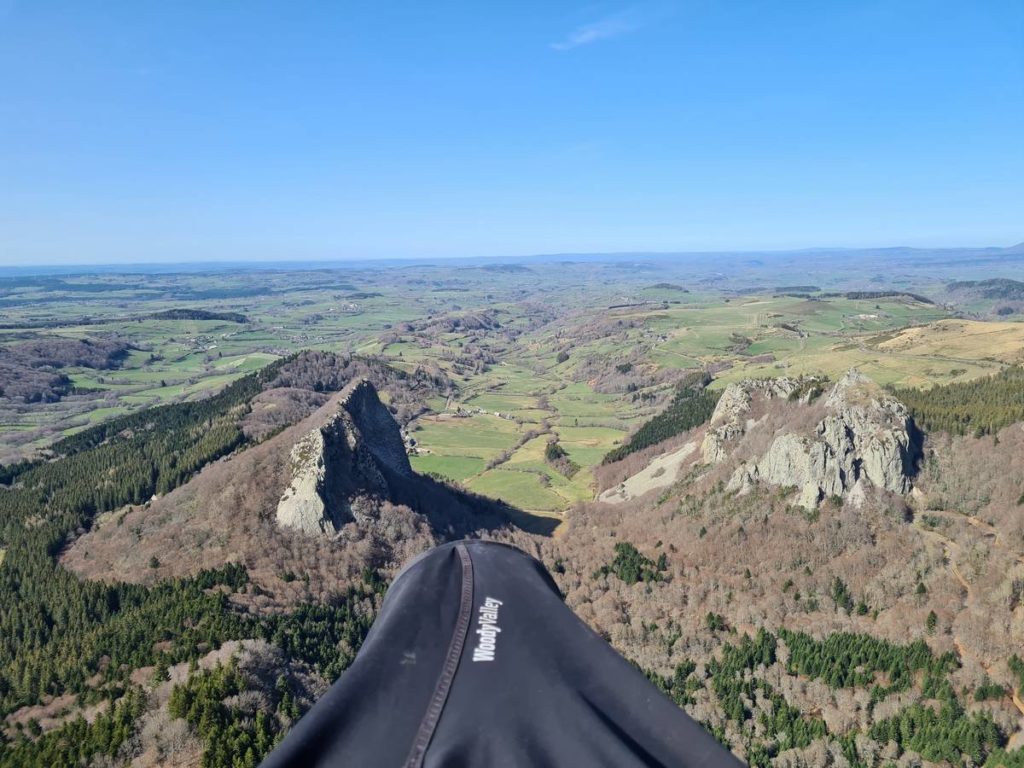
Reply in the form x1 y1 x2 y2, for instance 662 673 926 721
3 262 1023 510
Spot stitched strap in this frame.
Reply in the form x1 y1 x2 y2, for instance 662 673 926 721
403 543 474 768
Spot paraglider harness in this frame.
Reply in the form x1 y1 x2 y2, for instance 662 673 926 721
260 540 741 768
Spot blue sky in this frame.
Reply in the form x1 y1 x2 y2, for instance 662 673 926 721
1 1 1021 264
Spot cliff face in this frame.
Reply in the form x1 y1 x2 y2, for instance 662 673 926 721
818 371 916 495
343 380 413 480
276 380 413 535
722 371 918 508
701 378 801 464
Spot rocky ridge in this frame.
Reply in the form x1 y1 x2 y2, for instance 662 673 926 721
276 379 414 535
721 370 919 508
700 376 803 464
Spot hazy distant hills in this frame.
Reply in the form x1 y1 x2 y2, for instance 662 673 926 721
2 240 1023 278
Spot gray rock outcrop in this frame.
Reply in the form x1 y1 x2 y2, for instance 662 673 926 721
276 380 413 535
701 377 801 464
725 370 917 508
818 371 915 496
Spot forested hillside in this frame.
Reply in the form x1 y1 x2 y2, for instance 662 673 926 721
642 627 1006 768
602 373 719 464
546 365 1024 768
3 266 1024 766
895 365 1024 436
0 353 443 766
0 337 129 404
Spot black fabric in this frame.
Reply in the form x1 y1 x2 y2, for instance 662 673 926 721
260 540 743 768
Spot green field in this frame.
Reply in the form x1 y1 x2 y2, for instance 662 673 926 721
409 454 487 482
3 261 1022 510
395 293 1023 512
464 469 566 511
410 414 522 458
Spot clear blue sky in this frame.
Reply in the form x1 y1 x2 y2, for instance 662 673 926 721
1 1 1021 264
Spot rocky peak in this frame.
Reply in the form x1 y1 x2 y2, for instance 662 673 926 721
818 370 916 495
342 380 414 480
276 380 413 535
701 377 802 463
725 370 919 509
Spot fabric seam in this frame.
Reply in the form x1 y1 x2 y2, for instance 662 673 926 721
402 542 474 768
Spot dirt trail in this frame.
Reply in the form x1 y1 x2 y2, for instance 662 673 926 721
925 514 1019 569
1004 687 1024 751
916 510 1024 736
948 551 971 593
952 637 991 675
915 524 971 599
1013 687 1024 720
916 524 985 671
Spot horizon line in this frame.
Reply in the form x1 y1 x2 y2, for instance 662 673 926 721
1 239 1022 273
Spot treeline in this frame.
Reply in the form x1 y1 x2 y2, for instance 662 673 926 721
867 701 1000 765
168 661 276 768
0 688 145 768
0 359 292 716
593 542 667 585
49 354 290 457
0 352 390 766
544 441 579 478
148 308 249 323
0 337 129 403
778 628 958 698
644 659 699 707
603 374 719 464
707 630 827 767
163 588 382 768
5 337 129 370
895 365 1024 436
0 356 282 530
1010 655 1024 690
0 566 380 764
695 628 1012 767
947 278 1024 300
166 583 380 768
0 459 35 486
0 562 251 717
821 290 935 304
260 590 380 682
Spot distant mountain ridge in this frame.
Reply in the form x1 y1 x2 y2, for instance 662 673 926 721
2 241 1022 276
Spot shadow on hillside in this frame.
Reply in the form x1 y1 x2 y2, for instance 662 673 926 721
906 418 925 477
386 470 562 538
486 502 561 537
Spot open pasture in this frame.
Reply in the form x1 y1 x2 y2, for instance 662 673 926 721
463 469 567 512
4 260 1023 510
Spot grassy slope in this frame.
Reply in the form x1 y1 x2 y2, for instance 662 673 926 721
403 296 1023 512
5 264 1023 510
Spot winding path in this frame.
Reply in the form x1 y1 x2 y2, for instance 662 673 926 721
914 510 1024 726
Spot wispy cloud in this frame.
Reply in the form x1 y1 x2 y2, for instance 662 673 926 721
550 9 645 51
